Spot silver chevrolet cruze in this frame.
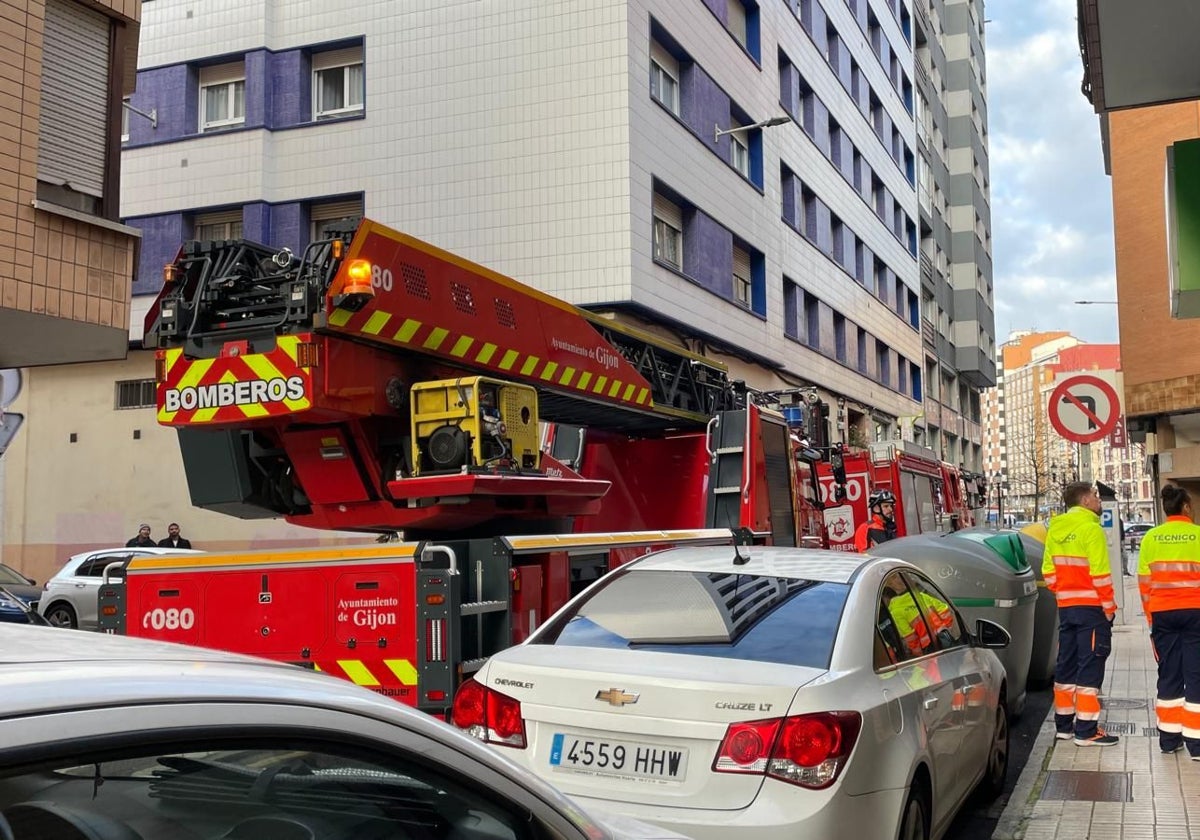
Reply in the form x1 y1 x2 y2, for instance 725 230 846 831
456 547 1012 840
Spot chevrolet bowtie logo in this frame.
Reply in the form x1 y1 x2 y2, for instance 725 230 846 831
595 688 639 707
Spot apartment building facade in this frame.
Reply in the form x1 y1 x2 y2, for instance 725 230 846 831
4 0 998 569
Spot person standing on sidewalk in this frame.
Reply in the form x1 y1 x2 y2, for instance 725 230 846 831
1138 484 1200 757
1043 481 1119 746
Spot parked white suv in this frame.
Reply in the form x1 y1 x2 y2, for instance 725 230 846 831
38 547 199 629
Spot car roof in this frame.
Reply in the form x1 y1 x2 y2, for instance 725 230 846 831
0 624 449 733
628 545 873 583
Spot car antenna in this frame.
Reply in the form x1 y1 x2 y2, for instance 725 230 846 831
732 528 753 566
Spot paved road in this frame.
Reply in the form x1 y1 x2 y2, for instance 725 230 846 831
945 685 1053 840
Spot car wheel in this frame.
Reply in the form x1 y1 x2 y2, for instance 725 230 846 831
899 785 929 840
979 701 1010 801
43 603 77 629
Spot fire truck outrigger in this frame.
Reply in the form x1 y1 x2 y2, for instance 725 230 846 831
99 217 984 714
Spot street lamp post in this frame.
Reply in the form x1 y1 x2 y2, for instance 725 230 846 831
714 114 791 142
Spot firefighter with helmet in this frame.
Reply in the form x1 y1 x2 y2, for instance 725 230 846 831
856 489 898 551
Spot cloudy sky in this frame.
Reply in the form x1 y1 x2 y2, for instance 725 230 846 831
986 0 1119 344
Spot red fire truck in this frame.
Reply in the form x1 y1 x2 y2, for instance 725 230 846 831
816 441 988 551
99 217 842 714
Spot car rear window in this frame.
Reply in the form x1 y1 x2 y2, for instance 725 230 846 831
534 570 849 669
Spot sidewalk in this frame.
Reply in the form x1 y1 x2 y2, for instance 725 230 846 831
995 577 1200 840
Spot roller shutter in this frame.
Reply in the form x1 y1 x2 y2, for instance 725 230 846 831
38 0 111 198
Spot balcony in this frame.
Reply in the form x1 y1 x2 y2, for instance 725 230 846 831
963 418 982 443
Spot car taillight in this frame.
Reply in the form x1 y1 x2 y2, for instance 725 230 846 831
451 678 527 749
713 711 861 789
713 719 782 774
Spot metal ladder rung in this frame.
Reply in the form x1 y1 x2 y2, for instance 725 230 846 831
461 599 508 616
712 486 741 495
714 447 744 455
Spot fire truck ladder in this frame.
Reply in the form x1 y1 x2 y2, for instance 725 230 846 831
146 221 738 435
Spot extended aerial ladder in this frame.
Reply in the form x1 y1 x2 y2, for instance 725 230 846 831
143 219 806 539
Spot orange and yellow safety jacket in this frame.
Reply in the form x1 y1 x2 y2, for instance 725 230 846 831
1041 506 1115 618
886 590 954 656
1137 516 1200 621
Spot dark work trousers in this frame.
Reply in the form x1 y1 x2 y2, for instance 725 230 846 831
1053 605 1112 739
1151 609 1200 756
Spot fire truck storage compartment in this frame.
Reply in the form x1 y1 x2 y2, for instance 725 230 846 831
175 427 305 518
869 531 1037 717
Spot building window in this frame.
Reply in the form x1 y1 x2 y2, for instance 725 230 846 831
857 327 868 373
650 40 680 115
310 197 365 242
784 280 800 340
730 125 750 177
877 343 891 386
834 313 847 363
732 245 752 307
115 379 157 410
313 47 365 120
121 97 130 142
194 209 244 241
727 0 748 49
805 293 820 350
38 0 113 217
199 62 246 132
652 191 683 269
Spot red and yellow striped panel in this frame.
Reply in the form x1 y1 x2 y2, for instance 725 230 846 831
157 335 313 426
326 223 656 412
329 305 653 410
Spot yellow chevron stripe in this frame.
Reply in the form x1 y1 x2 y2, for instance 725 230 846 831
540 361 559 381
475 343 498 365
362 311 392 335
559 366 576 387
277 335 299 363
608 380 622 398
394 319 422 343
329 308 354 328
499 349 520 370
593 376 608 394
520 356 540 376
240 353 310 413
623 383 635 401
313 663 323 672
637 387 650 405
338 660 380 687
158 356 215 423
577 371 592 390
384 659 419 686
450 335 474 358
192 369 240 423
424 328 449 351
163 348 182 379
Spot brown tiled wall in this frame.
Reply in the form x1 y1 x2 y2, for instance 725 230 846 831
0 0 139 333
1110 103 1200 418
